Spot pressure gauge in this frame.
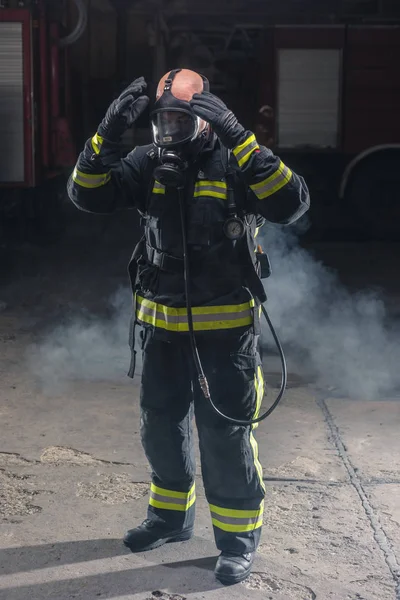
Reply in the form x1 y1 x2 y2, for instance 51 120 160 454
223 217 245 240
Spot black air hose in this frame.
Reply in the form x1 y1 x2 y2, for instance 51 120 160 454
178 187 287 426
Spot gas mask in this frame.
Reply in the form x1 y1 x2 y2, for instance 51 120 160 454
150 69 211 188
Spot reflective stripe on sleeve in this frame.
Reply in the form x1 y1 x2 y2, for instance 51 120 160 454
210 502 264 533
153 180 166 195
149 483 196 512
250 161 293 200
136 295 255 332
91 132 104 155
233 134 260 168
194 180 227 200
72 167 111 189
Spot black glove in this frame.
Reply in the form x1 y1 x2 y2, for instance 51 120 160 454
97 76 149 143
190 91 245 149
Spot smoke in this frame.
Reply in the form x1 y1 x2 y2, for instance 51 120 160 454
29 287 141 394
260 222 400 399
29 221 400 400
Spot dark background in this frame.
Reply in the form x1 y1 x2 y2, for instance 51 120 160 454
1 0 400 301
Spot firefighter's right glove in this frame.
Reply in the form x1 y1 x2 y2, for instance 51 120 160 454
190 91 246 149
97 76 149 144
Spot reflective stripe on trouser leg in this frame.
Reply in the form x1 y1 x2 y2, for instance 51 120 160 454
194 332 266 554
149 483 196 511
250 365 266 490
140 335 196 531
210 502 264 532
147 483 196 532
209 365 265 543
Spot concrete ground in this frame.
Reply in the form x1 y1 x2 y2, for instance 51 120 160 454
1 208 400 600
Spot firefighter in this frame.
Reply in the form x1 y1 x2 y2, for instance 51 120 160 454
67 69 310 585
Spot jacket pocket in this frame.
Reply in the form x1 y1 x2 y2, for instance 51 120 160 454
145 215 162 249
137 258 160 294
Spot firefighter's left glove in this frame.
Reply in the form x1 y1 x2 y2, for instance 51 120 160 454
190 91 245 150
97 76 149 143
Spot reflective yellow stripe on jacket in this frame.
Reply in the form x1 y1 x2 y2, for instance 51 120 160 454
194 180 227 199
136 295 254 332
152 180 227 199
149 483 195 512
152 180 165 195
91 132 104 155
210 502 264 533
251 160 293 200
233 134 260 167
72 167 111 189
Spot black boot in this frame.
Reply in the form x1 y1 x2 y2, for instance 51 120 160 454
123 519 193 553
214 551 255 585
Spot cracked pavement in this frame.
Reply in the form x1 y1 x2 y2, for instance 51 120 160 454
1 211 399 599
1 337 399 599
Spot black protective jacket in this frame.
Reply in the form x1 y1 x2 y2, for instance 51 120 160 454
67 130 310 340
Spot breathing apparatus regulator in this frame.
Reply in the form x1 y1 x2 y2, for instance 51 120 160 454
149 69 287 426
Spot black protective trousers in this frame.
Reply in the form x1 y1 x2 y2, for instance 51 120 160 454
139 328 266 555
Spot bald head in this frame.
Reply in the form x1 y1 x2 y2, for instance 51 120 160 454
156 69 205 102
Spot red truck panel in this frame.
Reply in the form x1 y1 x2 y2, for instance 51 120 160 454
343 26 400 153
0 10 34 187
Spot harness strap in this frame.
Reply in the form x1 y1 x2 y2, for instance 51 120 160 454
241 225 267 305
126 236 147 379
145 243 184 273
127 300 137 379
221 143 268 303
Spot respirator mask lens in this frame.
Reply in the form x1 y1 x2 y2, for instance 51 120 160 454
151 110 201 147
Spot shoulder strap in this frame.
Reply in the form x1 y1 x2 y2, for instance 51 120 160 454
220 144 231 174
144 146 159 211
220 144 270 297
220 143 239 220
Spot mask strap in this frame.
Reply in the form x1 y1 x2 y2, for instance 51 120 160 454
200 74 210 92
165 70 209 93
164 69 182 92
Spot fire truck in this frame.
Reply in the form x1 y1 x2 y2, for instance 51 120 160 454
1 0 400 242
0 0 85 244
